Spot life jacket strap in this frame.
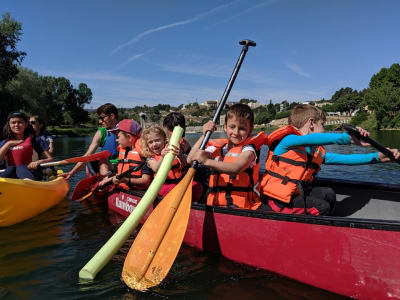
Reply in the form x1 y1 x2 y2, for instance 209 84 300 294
272 155 319 169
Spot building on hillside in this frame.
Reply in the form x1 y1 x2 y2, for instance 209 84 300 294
220 114 226 126
248 101 262 109
201 100 218 108
314 102 330 108
225 101 238 108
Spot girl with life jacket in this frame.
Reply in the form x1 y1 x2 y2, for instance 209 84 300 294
98 119 152 191
260 104 400 216
0 112 53 180
140 125 203 201
187 104 268 210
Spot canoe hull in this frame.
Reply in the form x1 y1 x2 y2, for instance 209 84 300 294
0 177 69 227
105 182 400 299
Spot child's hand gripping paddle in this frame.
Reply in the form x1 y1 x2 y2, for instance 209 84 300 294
343 124 400 164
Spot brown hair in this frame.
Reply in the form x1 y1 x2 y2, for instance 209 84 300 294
226 103 254 129
2 113 34 140
140 125 168 158
288 104 326 129
97 103 118 119
30 115 46 133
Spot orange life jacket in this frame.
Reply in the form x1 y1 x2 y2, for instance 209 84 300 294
206 131 268 210
117 146 145 190
151 154 185 184
260 126 325 203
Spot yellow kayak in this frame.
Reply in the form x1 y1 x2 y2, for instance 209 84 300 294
0 177 69 227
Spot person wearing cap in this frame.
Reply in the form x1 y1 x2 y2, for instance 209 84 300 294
0 112 53 180
98 119 152 190
62 103 119 179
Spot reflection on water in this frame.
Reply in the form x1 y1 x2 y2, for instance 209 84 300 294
1 131 398 299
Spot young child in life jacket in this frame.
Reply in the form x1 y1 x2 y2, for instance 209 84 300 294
141 125 203 201
187 104 268 210
0 112 53 180
260 104 400 216
163 112 192 156
98 119 152 190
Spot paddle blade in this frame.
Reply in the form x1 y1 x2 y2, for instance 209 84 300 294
71 174 102 201
122 169 195 291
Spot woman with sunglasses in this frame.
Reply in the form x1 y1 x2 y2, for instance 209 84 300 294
29 115 54 154
0 112 53 180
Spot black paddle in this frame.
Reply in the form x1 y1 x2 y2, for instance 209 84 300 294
343 124 400 164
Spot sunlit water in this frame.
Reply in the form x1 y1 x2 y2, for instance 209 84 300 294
1 131 399 299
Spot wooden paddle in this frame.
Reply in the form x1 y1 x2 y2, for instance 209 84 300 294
40 150 111 167
343 124 400 164
76 162 146 201
122 39 256 291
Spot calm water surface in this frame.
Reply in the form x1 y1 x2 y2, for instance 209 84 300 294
1 131 399 299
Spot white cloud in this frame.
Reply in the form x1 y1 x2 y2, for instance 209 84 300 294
285 62 311 78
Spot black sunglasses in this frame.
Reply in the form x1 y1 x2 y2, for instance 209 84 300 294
29 120 37 125
98 115 109 121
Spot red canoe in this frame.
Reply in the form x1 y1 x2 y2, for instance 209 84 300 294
104 177 400 299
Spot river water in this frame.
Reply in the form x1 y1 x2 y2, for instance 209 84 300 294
1 131 399 299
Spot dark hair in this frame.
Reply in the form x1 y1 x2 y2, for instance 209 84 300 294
3 112 34 139
97 103 118 119
226 103 254 129
163 112 186 137
30 115 46 134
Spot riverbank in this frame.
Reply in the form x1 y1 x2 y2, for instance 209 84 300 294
47 126 97 137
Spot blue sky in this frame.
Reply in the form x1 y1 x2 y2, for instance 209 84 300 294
3 0 400 108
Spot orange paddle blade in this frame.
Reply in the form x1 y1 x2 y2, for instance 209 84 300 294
122 168 195 291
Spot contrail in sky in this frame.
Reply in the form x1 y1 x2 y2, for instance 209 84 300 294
111 0 241 54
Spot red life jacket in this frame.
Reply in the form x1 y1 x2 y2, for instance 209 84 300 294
260 126 325 203
151 154 185 184
5 136 34 166
117 146 145 190
206 131 268 210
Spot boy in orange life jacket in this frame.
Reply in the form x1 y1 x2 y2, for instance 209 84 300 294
98 119 152 190
187 104 268 210
259 104 400 216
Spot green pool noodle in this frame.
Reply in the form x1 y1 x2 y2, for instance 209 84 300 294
79 125 184 280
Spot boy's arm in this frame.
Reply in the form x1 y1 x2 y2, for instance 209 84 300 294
63 130 102 179
274 133 351 155
120 174 151 189
324 152 380 165
194 149 256 176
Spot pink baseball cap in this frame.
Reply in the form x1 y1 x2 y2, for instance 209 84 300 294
109 119 142 136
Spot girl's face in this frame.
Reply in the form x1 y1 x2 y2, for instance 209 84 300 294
146 132 165 155
9 118 27 136
117 131 136 148
29 118 41 133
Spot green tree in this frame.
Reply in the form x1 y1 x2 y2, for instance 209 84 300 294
364 63 400 129
255 111 273 124
0 13 26 91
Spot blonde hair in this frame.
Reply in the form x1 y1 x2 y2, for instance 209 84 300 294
140 125 168 158
288 104 326 129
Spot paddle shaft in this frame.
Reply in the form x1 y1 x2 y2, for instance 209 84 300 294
79 162 146 201
40 150 111 167
126 39 256 286
343 124 400 164
198 39 256 153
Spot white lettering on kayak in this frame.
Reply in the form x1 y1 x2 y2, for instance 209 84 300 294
114 194 139 213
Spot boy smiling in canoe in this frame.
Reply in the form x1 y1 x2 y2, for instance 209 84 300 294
187 104 267 209
260 104 400 216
